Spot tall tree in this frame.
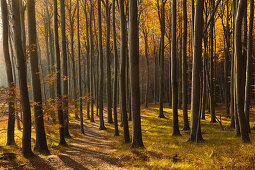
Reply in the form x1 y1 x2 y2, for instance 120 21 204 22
244 0 254 133
182 0 190 130
11 0 34 157
209 0 216 123
112 0 119 136
105 0 113 124
27 0 49 154
98 0 106 130
67 0 79 120
77 0 84 134
119 0 130 143
1 0 16 146
129 0 144 148
157 0 167 118
234 0 250 143
171 0 181 136
189 0 204 142
89 0 95 123
53 0 67 145
60 0 71 138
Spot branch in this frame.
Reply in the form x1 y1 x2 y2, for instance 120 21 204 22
203 0 222 37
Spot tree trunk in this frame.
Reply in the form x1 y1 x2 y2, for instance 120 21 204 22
235 0 250 143
119 0 130 143
98 0 106 130
105 0 113 124
27 0 50 154
77 0 84 134
53 0 67 146
1 0 16 146
11 0 34 157
182 0 190 130
244 0 254 133
60 0 71 138
129 0 144 148
112 0 119 136
189 0 204 142
158 0 166 118
171 0 181 136
210 0 216 123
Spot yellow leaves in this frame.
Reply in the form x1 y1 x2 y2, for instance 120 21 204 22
63 76 70 81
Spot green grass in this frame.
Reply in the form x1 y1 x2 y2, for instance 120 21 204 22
104 104 255 169
0 107 84 168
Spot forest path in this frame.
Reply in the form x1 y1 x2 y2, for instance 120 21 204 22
39 116 123 170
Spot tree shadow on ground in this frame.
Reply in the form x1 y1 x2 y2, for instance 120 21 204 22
28 155 55 170
58 155 88 170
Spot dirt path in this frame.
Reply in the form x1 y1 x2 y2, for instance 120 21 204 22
33 117 123 170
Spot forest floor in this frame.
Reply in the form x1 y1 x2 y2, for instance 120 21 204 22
105 103 255 169
0 115 123 169
1 103 255 169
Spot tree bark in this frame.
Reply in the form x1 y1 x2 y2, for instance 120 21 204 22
119 0 130 143
105 0 113 124
171 0 181 136
11 0 34 157
182 0 190 130
129 0 144 148
1 0 16 146
27 0 50 154
189 0 204 142
98 0 106 130
244 0 254 133
112 0 119 136
235 0 250 143
53 0 67 146
60 0 71 138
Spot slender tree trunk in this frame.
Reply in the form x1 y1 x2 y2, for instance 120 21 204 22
53 0 67 146
182 0 190 130
244 0 253 133
112 0 119 136
210 0 216 123
105 0 113 124
27 0 50 154
235 0 250 143
143 33 149 108
189 0 204 143
98 0 106 130
77 0 84 134
129 0 144 148
171 0 181 136
89 0 95 122
158 0 166 118
119 0 130 143
83 1 91 120
60 0 71 138
1 0 16 146
11 0 34 157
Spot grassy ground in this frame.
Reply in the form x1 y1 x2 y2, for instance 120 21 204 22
104 103 255 169
0 109 84 169
1 103 255 169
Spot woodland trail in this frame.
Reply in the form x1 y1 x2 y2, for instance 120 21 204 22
27 117 123 170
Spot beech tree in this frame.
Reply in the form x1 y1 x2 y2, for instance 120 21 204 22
234 0 250 143
98 0 106 130
53 0 67 145
189 0 204 142
1 0 16 146
171 0 181 136
27 0 49 154
60 0 71 138
11 0 34 157
119 0 130 143
129 0 144 148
